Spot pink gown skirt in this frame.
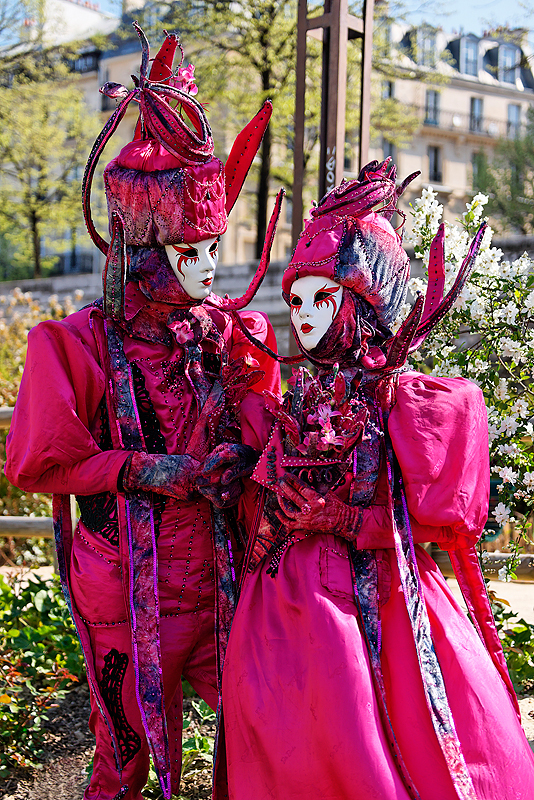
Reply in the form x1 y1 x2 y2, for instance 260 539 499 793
222 534 534 799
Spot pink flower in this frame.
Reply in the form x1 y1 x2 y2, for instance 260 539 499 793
320 422 344 448
307 403 338 425
170 63 198 95
244 353 260 369
172 319 193 343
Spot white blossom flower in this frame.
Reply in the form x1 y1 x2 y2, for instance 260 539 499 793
523 472 534 489
511 398 529 418
493 502 512 525
498 566 512 582
494 379 509 402
488 421 500 443
500 338 524 363
469 298 487 320
497 466 518 483
499 416 519 436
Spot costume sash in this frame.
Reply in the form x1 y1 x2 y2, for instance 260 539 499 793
104 319 172 799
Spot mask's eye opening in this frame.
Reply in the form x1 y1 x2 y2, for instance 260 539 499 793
172 245 199 258
290 294 302 307
314 291 330 304
209 241 219 253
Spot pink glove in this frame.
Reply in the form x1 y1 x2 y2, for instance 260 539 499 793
274 472 362 541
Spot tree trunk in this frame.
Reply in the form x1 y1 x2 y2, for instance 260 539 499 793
31 213 41 278
255 121 272 259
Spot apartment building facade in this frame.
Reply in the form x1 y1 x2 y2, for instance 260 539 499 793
366 24 534 226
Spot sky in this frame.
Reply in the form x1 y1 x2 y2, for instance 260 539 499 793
94 0 532 41
402 0 531 38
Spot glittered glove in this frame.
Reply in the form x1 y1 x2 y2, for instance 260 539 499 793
196 443 260 508
122 452 201 501
274 472 362 541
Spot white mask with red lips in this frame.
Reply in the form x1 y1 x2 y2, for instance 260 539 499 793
165 236 219 300
290 275 342 351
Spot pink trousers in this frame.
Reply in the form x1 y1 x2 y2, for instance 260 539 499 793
84 608 218 800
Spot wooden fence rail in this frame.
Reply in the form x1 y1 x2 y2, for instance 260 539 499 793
0 406 532 580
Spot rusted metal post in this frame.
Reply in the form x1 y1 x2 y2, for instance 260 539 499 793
292 0 374 248
318 0 347 199
359 0 374 169
292 0 309 250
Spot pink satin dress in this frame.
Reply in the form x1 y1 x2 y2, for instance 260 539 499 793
223 372 534 799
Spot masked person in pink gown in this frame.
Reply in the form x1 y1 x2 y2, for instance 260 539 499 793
220 160 534 800
4 26 282 800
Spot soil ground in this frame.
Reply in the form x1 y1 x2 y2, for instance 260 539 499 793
0 685 214 800
0 682 532 800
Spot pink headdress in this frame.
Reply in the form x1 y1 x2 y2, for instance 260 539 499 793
282 159 418 329
82 24 283 317
235 159 486 369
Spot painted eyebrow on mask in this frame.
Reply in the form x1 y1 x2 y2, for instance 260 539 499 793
172 245 198 257
313 285 340 312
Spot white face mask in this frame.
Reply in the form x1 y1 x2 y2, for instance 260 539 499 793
290 275 342 351
165 236 219 299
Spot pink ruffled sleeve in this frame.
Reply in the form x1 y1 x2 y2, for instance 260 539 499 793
5 313 130 495
388 371 490 550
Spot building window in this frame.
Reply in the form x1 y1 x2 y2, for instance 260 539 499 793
470 97 483 133
417 27 436 67
500 45 517 84
428 146 442 183
73 52 98 73
382 80 394 99
383 138 396 162
508 104 521 138
463 39 478 76
425 90 440 125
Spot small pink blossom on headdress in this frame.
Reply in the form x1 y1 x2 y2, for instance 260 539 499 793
170 63 198 95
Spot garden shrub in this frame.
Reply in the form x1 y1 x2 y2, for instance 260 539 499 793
0 571 84 776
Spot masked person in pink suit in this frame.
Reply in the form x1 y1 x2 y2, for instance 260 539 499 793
219 160 534 800
5 25 283 800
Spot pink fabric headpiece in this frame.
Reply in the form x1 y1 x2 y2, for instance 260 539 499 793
82 23 272 253
282 159 419 328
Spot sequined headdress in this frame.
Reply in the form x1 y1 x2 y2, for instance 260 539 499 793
82 23 283 317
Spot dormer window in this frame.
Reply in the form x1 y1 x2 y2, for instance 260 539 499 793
417 26 436 67
463 39 478 76
500 45 518 84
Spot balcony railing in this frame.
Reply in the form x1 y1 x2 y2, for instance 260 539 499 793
411 104 524 139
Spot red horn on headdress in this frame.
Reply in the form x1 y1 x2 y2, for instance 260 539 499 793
207 188 285 312
224 100 273 213
133 30 183 140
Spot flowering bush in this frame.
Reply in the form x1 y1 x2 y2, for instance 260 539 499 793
404 189 534 577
